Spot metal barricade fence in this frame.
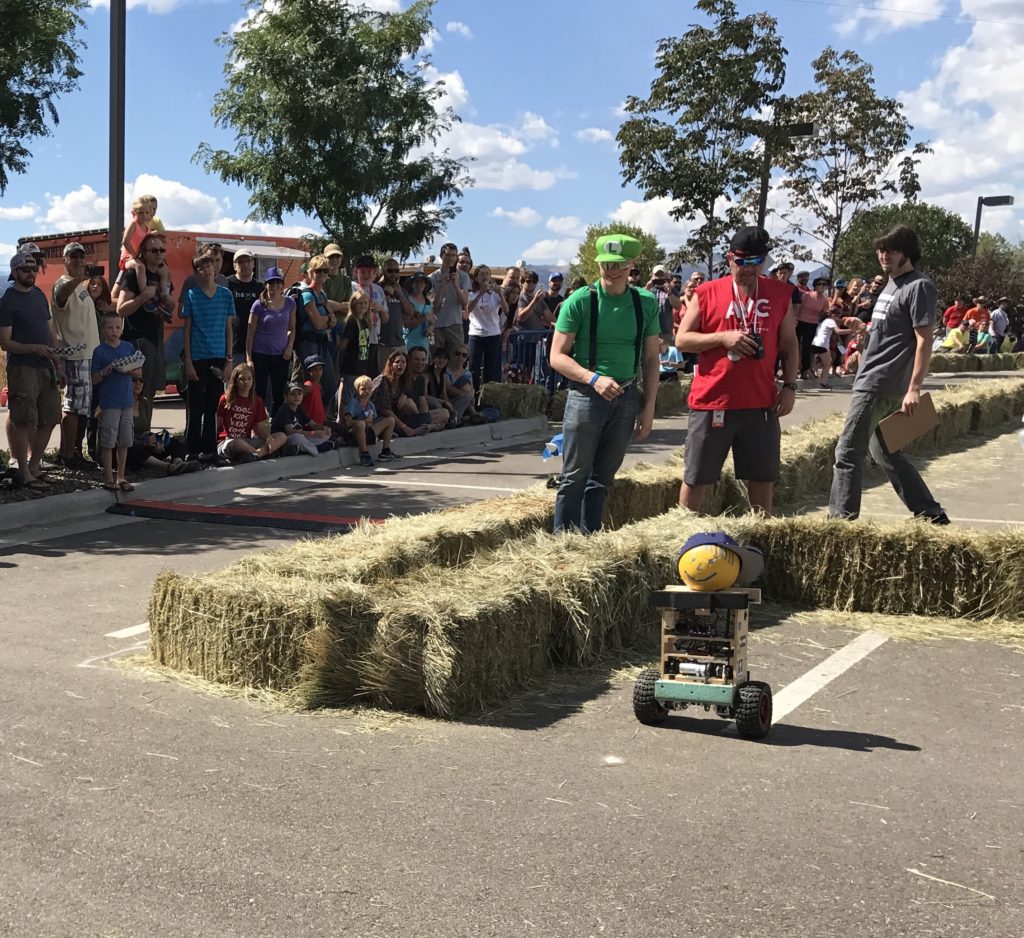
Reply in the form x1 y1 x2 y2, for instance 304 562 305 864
507 329 553 386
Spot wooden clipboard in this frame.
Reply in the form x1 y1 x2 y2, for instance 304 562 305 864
877 392 938 453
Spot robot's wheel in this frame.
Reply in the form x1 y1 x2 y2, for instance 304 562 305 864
734 681 772 739
632 668 668 725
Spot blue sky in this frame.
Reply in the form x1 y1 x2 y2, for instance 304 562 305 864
2 0 1022 273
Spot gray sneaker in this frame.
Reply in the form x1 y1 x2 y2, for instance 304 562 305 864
359 452 374 467
378 448 402 461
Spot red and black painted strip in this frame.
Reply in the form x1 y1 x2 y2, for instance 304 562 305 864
107 498 383 533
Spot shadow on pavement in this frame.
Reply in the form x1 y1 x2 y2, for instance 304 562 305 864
655 713 922 752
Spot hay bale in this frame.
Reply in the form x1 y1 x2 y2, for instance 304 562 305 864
147 378 1024 712
150 570 327 691
232 490 555 584
478 381 550 419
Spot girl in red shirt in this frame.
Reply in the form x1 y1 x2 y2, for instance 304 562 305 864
216 364 286 462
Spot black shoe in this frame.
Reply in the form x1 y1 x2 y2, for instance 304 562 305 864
283 443 300 457
918 511 951 525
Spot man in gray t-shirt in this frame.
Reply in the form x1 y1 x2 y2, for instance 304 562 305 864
829 225 948 524
430 241 470 355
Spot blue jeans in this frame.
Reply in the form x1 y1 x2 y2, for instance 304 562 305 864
554 384 638 534
828 390 943 520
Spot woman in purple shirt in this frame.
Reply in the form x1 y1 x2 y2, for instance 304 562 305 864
245 266 295 417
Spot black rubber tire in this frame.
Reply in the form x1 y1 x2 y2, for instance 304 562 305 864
632 668 668 725
734 681 772 739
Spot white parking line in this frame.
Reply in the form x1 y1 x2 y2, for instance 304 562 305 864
77 640 150 669
771 631 889 721
720 630 888 734
104 623 150 640
290 476 519 494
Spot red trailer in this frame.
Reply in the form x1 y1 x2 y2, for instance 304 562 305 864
17 227 310 392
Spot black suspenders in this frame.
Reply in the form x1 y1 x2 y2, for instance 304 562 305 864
587 285 645 376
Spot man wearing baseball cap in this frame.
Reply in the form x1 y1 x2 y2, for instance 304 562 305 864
322 242 352 320
0 252 63 488
227 248 263 371
646 264 682 341
548 233 661 533
675 226 799 516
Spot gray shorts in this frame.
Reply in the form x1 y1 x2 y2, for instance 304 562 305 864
63 359 92 415
99 406 134 449
683 408 781 485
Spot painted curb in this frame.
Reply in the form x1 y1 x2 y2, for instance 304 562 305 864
0 415 549 535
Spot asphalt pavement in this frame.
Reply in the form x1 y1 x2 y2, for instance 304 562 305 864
2 382 1023 937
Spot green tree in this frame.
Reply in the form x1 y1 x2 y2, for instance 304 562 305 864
196 0 469 259
833 202 974 278
568 223 664 285
0 0 85 194
933 251 1024 311
776 48 930 269
617 0 786 273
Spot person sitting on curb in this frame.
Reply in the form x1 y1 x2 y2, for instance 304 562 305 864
346 375 399 466
216 363 287 463
270 382 335 456
370 350 433 438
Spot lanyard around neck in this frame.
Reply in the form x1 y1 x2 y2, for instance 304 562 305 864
731 278 759 334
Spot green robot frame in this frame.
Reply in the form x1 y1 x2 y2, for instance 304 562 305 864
632 586 772 739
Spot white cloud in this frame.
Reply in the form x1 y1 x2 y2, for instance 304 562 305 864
422 65 471 114
38 175 313 241
41 185 108 231
835 0 948 37
89 0 192 12
546 215 585 237
519 111 557 144
472 161 576 191
0 202 38 221
575 127 614 144
491 206 542 227
443 122 527 160
613 101 629 117
445 20 473 39
520 237 579 266
899 0 1024 240
609 196 690 246
0 242 19 264
421 27 441 52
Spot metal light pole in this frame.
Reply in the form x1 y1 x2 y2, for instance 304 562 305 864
756 121 816 229
107 0 126 278
972 194 1014 258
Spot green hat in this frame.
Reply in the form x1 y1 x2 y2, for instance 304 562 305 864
595 234 642 264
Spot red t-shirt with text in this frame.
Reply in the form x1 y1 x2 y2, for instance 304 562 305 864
303 381 325 424
688 275 792 411
217 394 268 440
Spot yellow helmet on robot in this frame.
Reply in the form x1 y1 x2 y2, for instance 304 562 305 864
676 532 764 591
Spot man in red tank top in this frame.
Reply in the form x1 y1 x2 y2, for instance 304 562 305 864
675 226 799 515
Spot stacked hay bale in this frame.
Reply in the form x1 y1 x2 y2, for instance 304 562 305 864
930 352 1024 373
149 378 1024 716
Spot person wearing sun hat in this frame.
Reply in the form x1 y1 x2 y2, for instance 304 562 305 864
548 233 662 534
675 225 799 517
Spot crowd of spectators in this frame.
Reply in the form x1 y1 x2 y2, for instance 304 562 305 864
0 224 591 490
2 213 1022 493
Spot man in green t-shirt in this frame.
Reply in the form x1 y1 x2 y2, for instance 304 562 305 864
548 233 661 533
323 242 352 318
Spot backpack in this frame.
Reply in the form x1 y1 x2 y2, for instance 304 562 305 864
286 283 311 334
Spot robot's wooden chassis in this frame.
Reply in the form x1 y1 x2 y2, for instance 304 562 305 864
632 586 773 739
